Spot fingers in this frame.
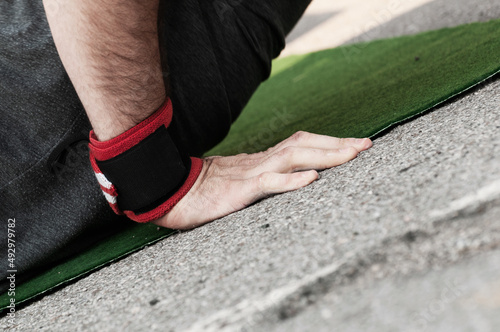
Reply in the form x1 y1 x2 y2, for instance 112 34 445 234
246 145 360 176
231 132 372 168
249 170 319 200
268 131 372 155
152 132 372 230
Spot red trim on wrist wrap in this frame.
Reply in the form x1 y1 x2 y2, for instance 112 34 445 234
88 98 203 223
89 99 174 160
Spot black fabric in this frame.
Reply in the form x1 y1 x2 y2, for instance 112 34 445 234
96 126 189 212
0 0 311 292
160 0 313 156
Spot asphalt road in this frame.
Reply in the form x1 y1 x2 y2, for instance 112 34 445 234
2 0 499 331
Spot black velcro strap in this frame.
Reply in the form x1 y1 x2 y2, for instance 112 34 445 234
96 126 190 212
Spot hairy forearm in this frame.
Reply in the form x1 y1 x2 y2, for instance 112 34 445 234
43 0 166 141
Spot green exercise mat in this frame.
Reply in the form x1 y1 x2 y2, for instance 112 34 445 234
207 19 500 156
1 19 499 311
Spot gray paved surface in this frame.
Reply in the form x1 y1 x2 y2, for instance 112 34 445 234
270 249 500 332
343 0 500 45
2 0 500 331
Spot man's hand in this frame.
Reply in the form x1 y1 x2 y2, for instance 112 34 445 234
154 131 372 229
43 0 372 227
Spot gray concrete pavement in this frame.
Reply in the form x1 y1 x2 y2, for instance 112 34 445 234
188 76 500 332
270 248 500 332
2 0 500 331
283 0 500 55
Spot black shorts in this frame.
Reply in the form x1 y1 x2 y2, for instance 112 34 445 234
0 0 311 291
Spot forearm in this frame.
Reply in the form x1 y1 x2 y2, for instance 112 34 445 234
43 0 166 141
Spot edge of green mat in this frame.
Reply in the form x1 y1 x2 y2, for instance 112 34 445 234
369 69 499 139
205 19 500 157
0 226 178 311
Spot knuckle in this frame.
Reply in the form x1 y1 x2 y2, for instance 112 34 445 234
281 145 294 155
256 172 271 191
276 146 296 161
290 130 308 142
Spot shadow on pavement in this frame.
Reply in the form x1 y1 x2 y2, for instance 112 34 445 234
286 11 339 43
343 0 500 46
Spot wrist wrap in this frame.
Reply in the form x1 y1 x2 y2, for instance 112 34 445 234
88 98 203 223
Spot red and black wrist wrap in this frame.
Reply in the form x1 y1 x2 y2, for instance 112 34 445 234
88 98 203 223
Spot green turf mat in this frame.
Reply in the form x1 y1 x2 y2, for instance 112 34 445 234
207 19 500 156
1 19 499 311
1 224 177 312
